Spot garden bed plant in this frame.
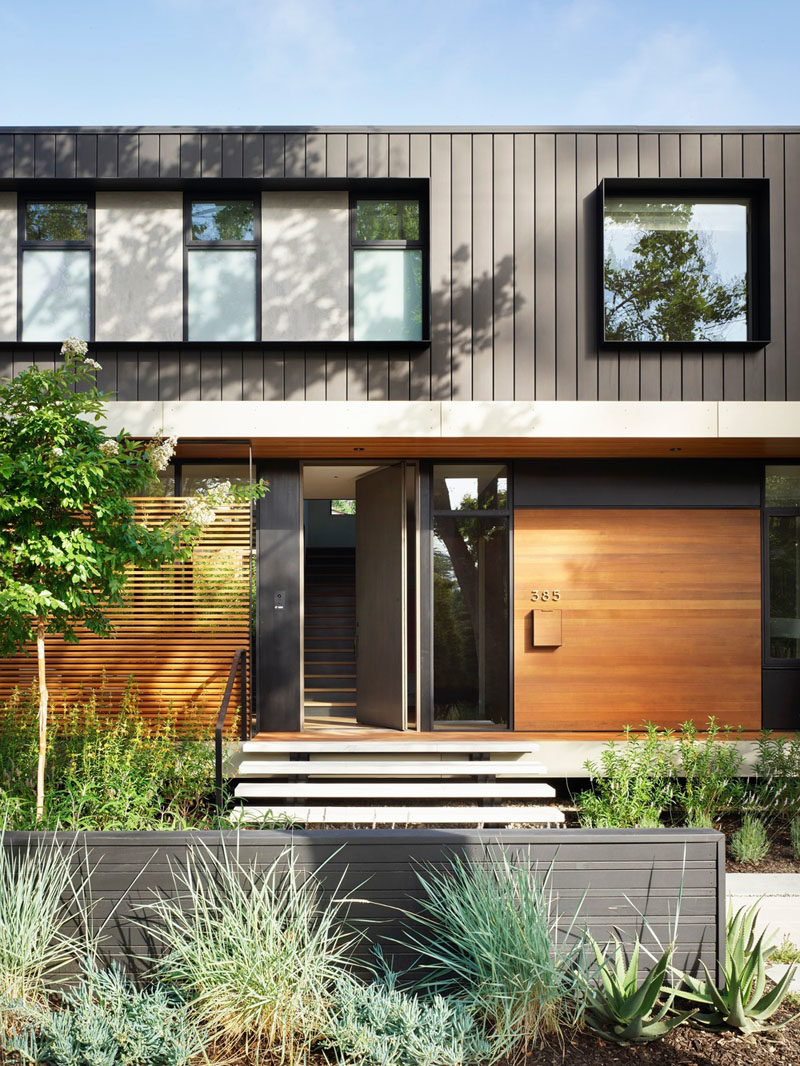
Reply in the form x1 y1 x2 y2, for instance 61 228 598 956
574 719 800 873
0 831 795 1066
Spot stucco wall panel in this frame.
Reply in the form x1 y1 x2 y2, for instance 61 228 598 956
261 191 349 342
95 192 183 342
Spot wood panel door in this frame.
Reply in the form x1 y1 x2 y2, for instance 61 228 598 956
514 509 762 731
355 465 408 729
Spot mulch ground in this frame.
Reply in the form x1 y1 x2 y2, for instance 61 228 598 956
525 1005 800 1065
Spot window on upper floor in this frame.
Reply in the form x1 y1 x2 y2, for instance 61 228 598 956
600 179 770 347
186 198 259 341
20 198 93 341
351 197 425 341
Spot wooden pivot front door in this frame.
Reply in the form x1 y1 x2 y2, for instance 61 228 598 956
355 465 408 729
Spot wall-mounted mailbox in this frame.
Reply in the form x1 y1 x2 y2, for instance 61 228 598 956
531 609 562 647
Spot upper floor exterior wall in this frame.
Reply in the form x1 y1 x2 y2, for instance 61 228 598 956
1 125 799 404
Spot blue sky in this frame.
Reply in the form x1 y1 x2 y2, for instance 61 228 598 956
1 0 797 127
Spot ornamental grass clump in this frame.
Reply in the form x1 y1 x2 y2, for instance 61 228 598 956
149 842 359 1065
404 853 590 1060
0 836 86 1003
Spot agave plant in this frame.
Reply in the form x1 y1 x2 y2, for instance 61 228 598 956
677 902 799 1035
582 935 695 1045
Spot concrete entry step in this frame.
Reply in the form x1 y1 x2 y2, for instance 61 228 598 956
233 780 556 800
229 757 548 777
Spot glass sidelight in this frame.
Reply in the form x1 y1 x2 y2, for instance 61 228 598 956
432 464 510 727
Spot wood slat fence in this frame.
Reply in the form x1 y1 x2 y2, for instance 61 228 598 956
0 499 251 731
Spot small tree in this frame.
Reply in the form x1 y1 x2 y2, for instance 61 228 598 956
0 339 265 820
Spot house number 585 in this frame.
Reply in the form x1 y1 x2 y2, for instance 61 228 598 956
530 590 560 602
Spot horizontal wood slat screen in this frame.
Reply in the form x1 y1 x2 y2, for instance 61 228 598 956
0 499 251 732
514 509 762 732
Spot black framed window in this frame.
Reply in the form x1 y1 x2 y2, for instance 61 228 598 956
431 463 510 728
765 465 800 663
19 198 93 341
351 197 426 341
600 178 770 347
185 198 259 341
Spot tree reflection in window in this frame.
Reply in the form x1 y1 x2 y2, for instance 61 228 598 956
604 199 748 342
432 465 509 727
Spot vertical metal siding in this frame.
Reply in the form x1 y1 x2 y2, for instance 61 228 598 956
0 128 795 403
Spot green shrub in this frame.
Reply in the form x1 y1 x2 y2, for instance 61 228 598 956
149 842 358 1064
404 854 590 1057
791 815 800 861
673 718 744 827
752 731 800 825
46 686 213 830
0 836 87 1001
323 974 492 1066
730 815 770 864
2 964 204 1066
577 724 675 828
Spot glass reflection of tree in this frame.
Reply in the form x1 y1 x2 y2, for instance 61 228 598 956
770 516 800 659
434 478 508 724
604 202 747 342
192 202 254 241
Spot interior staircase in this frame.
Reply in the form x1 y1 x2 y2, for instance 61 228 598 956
303 547 356 720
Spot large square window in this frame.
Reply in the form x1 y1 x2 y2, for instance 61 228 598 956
20 199 92 341
186 199 258 342
600 179 769 347
352 197 425 341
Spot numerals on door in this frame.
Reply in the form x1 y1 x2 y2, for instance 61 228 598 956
530 590 561 602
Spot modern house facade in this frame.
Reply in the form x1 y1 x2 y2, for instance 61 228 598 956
0 125 798 745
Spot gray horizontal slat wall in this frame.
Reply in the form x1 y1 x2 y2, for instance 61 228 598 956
1 127 798 402
3 827 724 980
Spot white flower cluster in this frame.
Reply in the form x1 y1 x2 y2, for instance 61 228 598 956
180 496 218 528
51 446 63 458
179 480 236 529
100 439 119 457
145 433 177 472
84 358 103 371
60 338 88 358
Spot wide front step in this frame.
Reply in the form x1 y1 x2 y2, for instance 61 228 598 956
230 758 547 776
231 805 565 826
234 781 555 800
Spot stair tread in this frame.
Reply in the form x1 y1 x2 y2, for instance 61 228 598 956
231 759 548 777
235 781 556 799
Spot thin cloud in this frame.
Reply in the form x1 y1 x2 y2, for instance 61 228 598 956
572 27 751 124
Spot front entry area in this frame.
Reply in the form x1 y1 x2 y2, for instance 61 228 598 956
301 463 417 732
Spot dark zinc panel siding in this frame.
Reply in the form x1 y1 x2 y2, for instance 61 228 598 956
2 126 799 402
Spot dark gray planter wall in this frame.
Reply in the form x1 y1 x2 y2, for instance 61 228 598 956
3 827 725 980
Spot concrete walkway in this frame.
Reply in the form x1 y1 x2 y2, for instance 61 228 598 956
727 873 800 992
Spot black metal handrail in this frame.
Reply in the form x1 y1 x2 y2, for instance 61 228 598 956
214 647 248 810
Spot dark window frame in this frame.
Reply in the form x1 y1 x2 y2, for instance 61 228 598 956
349 194 429 342
183 195 261 342
427 460 514 731
599 177 771 350
17 194 96 343
763 461 800 667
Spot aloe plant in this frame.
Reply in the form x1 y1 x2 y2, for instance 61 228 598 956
583 936 695 1045
677 903 799 1034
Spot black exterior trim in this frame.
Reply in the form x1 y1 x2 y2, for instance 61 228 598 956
514 459 762 509
598 177 771 349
